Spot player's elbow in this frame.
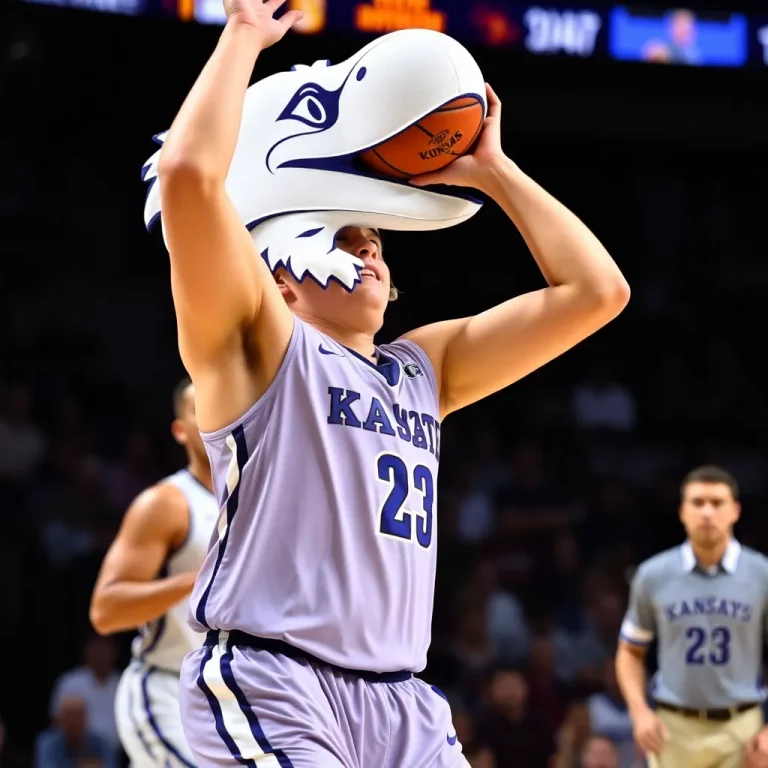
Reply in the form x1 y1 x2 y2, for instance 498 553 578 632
583 271 631 323
158 154 224 202
89 594 118 635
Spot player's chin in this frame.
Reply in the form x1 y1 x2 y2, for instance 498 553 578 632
351 279 390 307
693 529 721 546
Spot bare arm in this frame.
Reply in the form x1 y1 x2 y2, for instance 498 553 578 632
615 641 651 717
157 1 300 431
90 484 194 635
405 86 629 418
616 641 669 754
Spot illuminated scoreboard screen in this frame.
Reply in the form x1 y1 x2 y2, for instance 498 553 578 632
192 0 768 69
19 0 768 70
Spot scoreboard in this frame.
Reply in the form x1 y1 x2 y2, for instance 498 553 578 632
20 0 768 70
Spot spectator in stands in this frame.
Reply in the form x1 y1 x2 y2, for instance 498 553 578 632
579 735 621 768
49 635 120 762
555 703 591 768
554 590 623 688
452 709 495 768
476 667 555 767
585 658 637 767
526 632 568 735
450 604 499 710
455 465 495 544
34 696 115 768
461 557 530 663
495 440 577 536
571 362 636 432
0 383 47 486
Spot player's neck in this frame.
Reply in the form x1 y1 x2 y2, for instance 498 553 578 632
303 316 377 362
187 459 213 493
691 537 731 569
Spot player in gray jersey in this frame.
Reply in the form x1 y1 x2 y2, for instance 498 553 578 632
91 378 218 767
616 465 768 768
154 0 630 765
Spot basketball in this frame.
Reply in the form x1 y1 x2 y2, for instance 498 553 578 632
359 97 485 179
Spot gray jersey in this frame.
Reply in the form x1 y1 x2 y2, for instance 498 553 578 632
621 540 768 709
131 469 218 673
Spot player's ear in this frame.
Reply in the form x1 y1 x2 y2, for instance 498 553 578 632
274 268 296 303
170 418 187 446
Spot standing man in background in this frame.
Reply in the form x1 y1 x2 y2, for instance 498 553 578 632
90 378 218 767
616 464 768 768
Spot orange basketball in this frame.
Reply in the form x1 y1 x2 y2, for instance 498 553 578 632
360 97 485 180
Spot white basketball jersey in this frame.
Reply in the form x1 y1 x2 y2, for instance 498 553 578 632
131 469 218 672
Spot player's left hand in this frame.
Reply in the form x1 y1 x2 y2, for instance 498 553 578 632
409 83 508 193
743 727 768 768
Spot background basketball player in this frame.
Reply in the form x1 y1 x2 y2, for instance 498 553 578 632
616 465 768 768
90 378 218 767
153 0 630 765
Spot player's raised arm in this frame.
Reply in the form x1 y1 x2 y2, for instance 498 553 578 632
157 0 302 428
405 84 630 418
89 484 194 634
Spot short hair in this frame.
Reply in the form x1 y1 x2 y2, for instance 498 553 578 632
681 464 739 501
172 376 193 418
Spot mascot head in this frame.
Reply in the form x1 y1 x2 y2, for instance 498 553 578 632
143 28 486 292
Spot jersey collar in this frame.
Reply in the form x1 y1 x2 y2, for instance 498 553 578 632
681 539 741 574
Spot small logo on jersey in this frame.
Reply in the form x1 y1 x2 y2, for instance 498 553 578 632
318 344 343 356
403 363 423 379
446 732 458 746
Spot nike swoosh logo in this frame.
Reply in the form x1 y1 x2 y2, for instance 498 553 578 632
318 344 343 356
446 732 457 746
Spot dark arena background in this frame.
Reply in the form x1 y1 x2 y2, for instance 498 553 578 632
1 0 768 765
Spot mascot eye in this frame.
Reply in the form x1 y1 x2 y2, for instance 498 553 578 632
277 83 339 130
293 94 327 125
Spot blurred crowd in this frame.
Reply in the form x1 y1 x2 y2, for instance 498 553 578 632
3 4 768 768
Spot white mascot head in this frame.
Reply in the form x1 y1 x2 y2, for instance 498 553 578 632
143 28 486 291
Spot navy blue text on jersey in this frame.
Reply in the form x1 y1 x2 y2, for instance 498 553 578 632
327 387 440 459
664 596 754 623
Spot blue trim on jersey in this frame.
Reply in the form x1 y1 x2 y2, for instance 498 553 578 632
139 615 167 660
141 668 196 768
220 648 294 768
194 425 249 628
344 346 401 387
196 645 250 766
431 685 448 702
619 633 651 647
128 670 156 760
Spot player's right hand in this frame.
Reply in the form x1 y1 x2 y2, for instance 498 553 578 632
223 0 303 48
632 708 670 755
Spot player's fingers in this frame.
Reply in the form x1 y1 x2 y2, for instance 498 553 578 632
658 721 671 742
638 728 663 754
265 0 288 11
485 83 501 115
279 9 303 27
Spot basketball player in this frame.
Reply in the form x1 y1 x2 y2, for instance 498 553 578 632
90 378 218 767
616 465 768 768
154 0 630 765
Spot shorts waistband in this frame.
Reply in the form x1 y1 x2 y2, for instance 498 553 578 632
205 630 413 684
